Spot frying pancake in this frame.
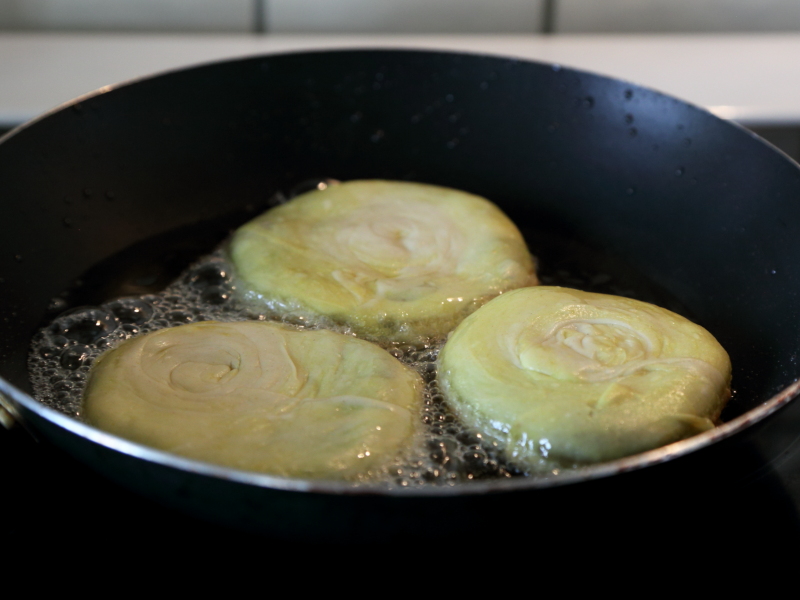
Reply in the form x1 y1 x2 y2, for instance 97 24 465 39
438 286 732 466
83 320 424 479
229 180 536 343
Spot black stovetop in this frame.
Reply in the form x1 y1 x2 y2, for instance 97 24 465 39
5 395 800 546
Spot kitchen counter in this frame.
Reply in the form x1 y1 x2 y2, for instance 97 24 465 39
2 32 800 128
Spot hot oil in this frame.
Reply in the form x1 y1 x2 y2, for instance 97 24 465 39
27 216 693 488
27 249 517 487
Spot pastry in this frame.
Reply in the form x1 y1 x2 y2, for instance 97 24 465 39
83 320 423 479
438 286 732 466
229 180 536 343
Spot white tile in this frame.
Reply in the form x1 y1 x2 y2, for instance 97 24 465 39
267 0 544 34
0 0 254 32
556 0 800 33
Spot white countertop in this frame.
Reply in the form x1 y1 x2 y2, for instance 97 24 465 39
2 32 800 127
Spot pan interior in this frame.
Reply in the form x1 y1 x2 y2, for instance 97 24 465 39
22 200 744 486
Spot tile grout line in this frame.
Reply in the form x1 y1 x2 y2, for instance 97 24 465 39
254 0 267 34
541 0 557 34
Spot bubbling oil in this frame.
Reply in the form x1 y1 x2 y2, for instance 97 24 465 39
28 215 689 487
29 250 532 487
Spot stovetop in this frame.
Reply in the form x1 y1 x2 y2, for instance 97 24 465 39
5 393 800 546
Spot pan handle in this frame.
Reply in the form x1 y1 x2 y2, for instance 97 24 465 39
0 391 40 441
0 392 20 429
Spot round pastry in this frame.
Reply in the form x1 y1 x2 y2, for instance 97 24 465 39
437 287 732 466
229 180 536 343
83 320 423 479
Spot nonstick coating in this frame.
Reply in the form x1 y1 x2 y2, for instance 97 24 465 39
2 50 800 539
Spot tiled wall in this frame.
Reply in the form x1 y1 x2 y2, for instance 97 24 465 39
2 0 800 34
0 1 255 32
557 0 800 33
268 0 544 34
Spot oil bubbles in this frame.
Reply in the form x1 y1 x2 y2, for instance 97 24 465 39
29 249 524 488
28 254 240 417
48 307 118 345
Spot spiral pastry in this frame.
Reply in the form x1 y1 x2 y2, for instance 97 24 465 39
229 180 536 343
438 287 732 466
83 321 423 479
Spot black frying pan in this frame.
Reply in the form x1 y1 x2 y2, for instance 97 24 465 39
3 50 800 542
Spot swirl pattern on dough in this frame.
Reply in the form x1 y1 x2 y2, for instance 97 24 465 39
438 287 732 466
229 180 536 343
83 321 423 479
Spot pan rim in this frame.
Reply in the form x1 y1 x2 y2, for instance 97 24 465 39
5 370 799 497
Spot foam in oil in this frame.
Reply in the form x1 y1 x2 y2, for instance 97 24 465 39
28 187 691 487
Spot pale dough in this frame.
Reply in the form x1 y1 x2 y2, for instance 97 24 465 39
83 320 423 479
229 180 536 343
438 287 732 466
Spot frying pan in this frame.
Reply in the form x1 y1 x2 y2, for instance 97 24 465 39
3 49 800 542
